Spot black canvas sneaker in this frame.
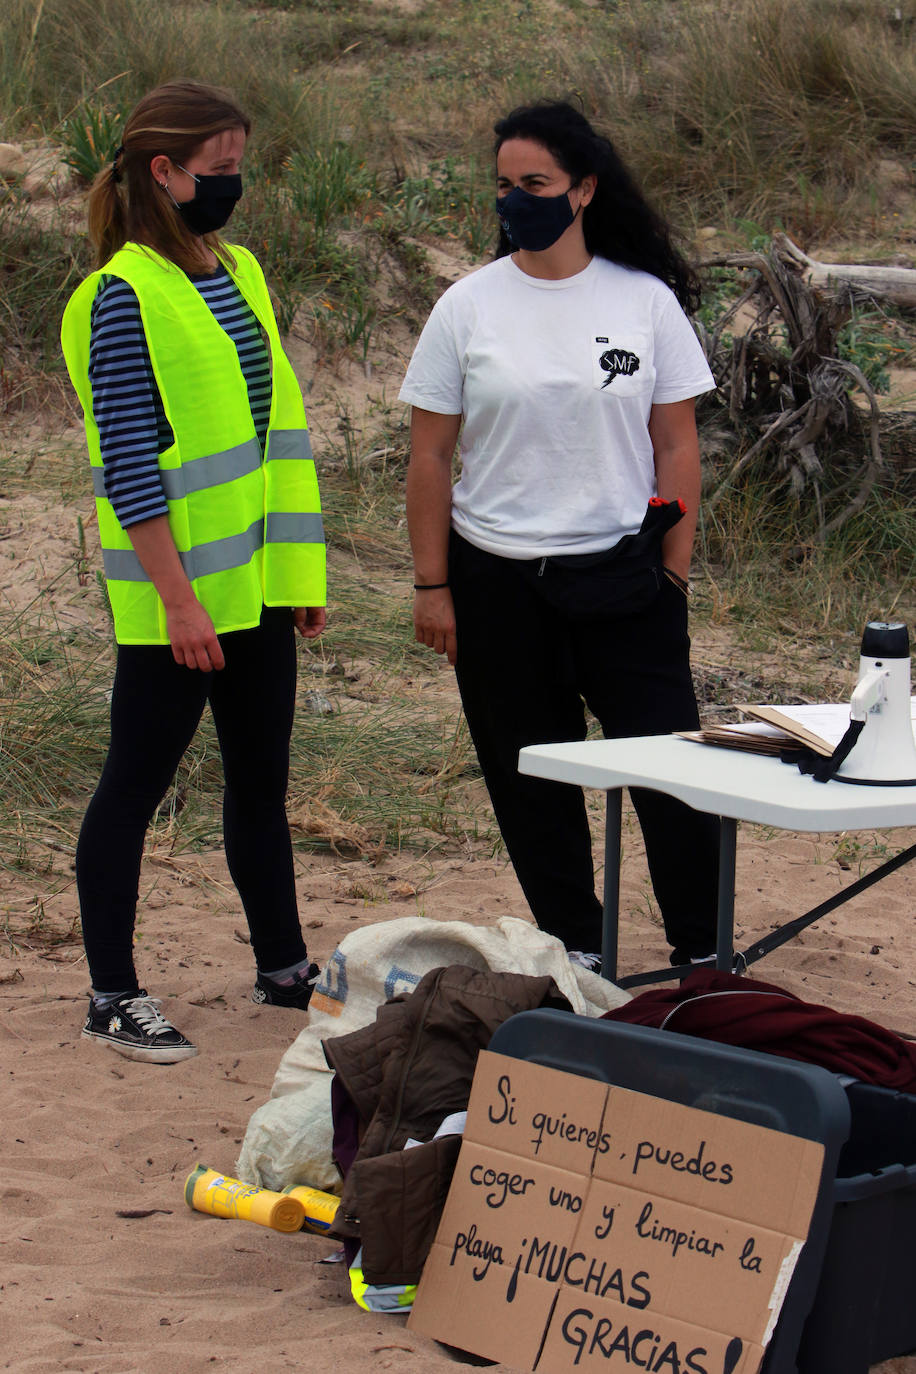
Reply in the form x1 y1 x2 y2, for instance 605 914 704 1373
252 962 321 1010
82 991 198 1063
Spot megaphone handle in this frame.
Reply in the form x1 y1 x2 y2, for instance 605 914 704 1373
849 667 888 721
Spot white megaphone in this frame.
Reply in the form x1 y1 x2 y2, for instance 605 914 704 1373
836 621 916 785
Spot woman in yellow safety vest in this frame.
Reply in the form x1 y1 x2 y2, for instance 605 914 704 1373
61 80 327 1063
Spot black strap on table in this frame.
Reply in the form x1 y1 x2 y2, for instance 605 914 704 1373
796 718 864 784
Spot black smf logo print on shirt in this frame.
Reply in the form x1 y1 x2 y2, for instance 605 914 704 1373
597 340 641 388
591 334 647 395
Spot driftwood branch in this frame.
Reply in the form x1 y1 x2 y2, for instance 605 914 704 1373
707 400 816 510
776 234 916 310
816 359 884 541
698 237 892 533
702 234 916 309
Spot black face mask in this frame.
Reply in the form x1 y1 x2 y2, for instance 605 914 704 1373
495 184 576 252
173 169 243 235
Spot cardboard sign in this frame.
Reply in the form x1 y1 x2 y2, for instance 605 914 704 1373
409 1051 824 1374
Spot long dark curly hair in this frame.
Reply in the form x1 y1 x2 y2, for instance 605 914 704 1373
494 100 700 313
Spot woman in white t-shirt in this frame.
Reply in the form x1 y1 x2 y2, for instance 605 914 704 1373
399 101 720 975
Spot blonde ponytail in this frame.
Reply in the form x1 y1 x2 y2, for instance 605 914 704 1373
87 163 129 269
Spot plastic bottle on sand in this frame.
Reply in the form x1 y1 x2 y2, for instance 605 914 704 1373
281 1184 340 1234
185 1165 305 1233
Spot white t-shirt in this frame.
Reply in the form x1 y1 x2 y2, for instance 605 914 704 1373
398 254 715 558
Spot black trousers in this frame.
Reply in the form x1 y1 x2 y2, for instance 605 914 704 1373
449 532 719 961
77 607 307 992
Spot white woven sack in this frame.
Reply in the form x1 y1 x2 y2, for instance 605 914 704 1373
237 914 629 1192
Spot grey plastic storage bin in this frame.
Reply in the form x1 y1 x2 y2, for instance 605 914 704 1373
489 1010 916 1374
795 1079 916 1373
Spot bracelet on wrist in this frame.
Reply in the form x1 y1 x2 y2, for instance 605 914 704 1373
413 581 449 591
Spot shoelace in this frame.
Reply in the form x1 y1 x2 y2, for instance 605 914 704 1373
125 995 176 1037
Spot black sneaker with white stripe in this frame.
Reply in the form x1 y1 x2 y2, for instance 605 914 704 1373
82 991 198 1063
252 962 321 1010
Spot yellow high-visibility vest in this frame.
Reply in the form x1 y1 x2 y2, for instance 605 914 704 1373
61 242 325 645
348 1252 416 1312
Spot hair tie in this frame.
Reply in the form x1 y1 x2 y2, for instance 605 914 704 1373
111 145 124 184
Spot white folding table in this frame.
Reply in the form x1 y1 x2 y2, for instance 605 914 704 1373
518 734 916 986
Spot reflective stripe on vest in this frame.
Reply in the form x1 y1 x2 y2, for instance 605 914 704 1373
348 1257 416 1313
61 243 326 645
91 436 263 503
98 513 326 583
89 430 315 504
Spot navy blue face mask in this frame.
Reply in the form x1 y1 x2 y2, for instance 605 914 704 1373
173 167 243 235
495 184 577 252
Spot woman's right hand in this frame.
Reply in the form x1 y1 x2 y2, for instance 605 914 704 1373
124 516 225 670
413 586 457 666
166 596 225 671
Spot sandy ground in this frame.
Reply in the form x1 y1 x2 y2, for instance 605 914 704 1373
2 813 914 1373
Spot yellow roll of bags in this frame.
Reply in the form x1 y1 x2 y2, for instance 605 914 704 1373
185 1165 305 1233
281 1184 340 1234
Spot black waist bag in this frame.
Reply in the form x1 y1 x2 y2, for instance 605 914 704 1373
526 497 686 620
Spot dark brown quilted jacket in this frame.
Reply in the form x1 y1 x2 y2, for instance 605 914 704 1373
322 964 571 1284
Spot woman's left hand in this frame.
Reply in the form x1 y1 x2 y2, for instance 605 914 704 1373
649 398 702 582
294 606 327 639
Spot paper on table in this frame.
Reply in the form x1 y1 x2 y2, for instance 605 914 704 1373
742 699 916 755
678 721 804 756
681 699 916 759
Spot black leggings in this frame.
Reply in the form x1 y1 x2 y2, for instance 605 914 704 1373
449 532 720 961
77 607 307 992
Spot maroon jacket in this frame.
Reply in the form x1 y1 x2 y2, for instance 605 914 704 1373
602 968 916 1092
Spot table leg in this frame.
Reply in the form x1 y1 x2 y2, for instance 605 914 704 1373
716 817 738 971
601 789 623 981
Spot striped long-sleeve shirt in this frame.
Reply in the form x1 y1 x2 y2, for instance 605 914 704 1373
88 264 272 528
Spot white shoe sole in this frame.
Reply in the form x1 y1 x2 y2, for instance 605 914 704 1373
81 1028 199 1063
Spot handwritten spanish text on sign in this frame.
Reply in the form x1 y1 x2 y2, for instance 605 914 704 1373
409 1051 823 1374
